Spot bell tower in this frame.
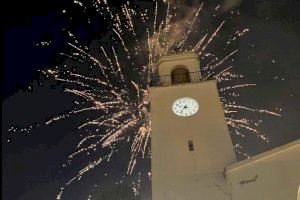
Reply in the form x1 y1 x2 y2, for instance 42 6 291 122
150 52 236 200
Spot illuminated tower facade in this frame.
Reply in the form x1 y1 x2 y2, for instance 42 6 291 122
150 52 236 200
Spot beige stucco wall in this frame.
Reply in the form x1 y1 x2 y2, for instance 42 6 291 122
225 140 300 200
150 81 236 200
298 185 300 200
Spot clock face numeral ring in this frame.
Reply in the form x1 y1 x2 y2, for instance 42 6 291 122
172 97 199 117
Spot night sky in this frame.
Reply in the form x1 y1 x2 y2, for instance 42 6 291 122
2 0 300 200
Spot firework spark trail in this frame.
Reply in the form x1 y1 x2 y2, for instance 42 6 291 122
208 49 238 70
227 118 269 142
225 118 268 143
146 28 153 64
100 118 138 146
226 28 250 45
214 65 233 79
153 1 158 34
199 20 225 55
69 72 107 85
128 127 147 174
177 2 204 49
141 9 155 64
10 0 283 198
63 88 124 115
100 46 114 71
121 3 142 53
56 188 64 200
77 134 103 148
59 52 83 62
78 110 128 130
219 83 257 92
161 1 173 54
111 46 125 81
99 46 130 98
204 49 238 79
152 1 175 57
67 42 109 80
56 77 91 88
155 22 162 53
112 28 129 53
68 143 98 159
66 157 104 185
123 4 136 35
131 81 140 103
225 104 282 116
193 34 207 51
234 143 250 158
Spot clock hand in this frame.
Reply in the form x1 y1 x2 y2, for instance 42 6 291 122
180 105 188 113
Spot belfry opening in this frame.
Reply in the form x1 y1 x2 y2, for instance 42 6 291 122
171 67 191 84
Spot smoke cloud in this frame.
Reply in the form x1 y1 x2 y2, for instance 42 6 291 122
222 0 242 11
146 1 202 57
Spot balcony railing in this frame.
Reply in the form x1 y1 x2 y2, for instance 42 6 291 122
149 71 203 87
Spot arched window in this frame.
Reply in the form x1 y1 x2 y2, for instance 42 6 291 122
171 67 191 84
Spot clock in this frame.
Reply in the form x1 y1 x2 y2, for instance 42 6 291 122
172 97 199 117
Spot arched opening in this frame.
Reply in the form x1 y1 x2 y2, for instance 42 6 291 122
171 67 191 84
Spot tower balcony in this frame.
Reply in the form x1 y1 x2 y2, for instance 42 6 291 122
149 71 204 87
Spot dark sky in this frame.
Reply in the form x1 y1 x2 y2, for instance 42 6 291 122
2 0 300 200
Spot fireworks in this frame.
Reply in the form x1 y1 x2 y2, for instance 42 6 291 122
9 0 282 199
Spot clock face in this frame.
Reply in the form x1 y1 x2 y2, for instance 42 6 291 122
172 97 199 117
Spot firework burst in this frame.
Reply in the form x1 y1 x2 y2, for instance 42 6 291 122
9 0 282 199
